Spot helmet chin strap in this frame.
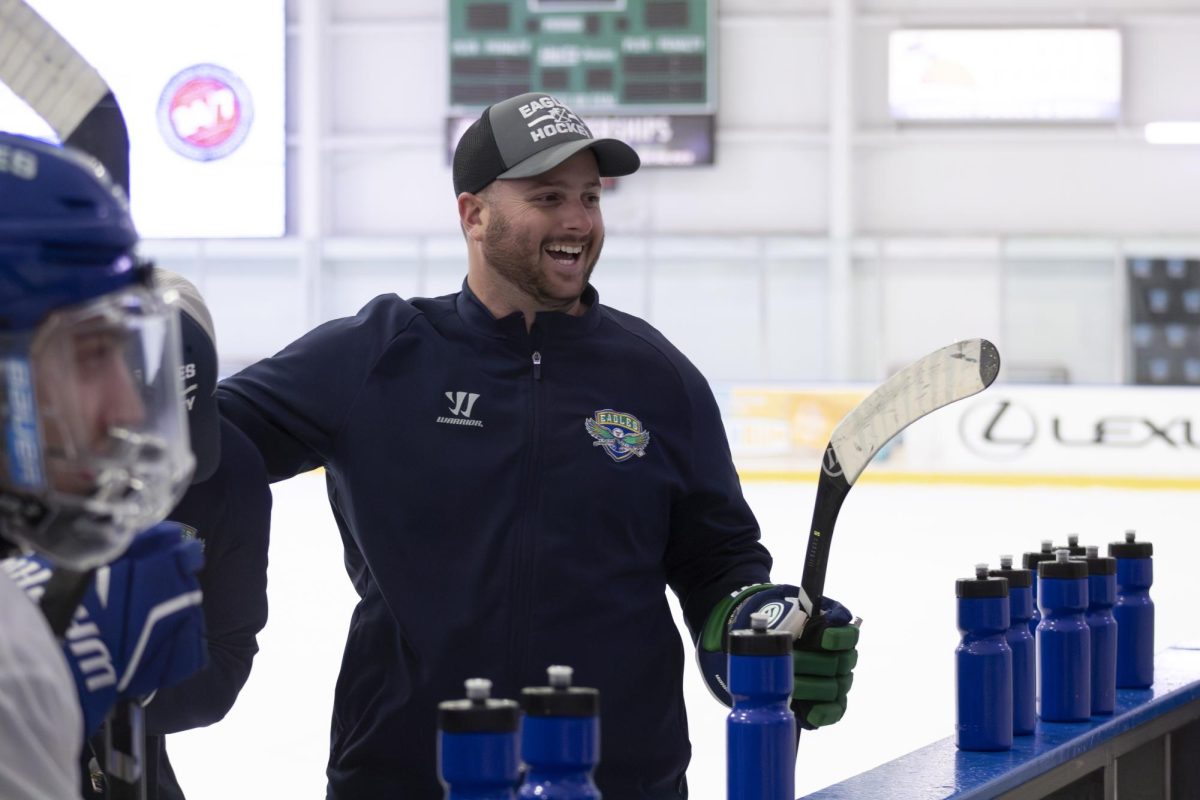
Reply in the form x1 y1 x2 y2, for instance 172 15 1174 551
0 487 51 541
0 488 92 640
0 529 17 560
0 483 130 573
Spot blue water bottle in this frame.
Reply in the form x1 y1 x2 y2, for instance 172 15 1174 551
727 610 796 800
519 665 601 800
1038 550 1091 721
1076 545 1118 715
438 678 521 800
956 564 1013 751
1022 540 1056 637
991 555 1035 735
1110 529 1154 688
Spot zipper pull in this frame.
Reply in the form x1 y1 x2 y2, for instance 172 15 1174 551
532 350 542 380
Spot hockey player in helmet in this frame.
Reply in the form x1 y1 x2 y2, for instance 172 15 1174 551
0 132 194 565
0 132 206 798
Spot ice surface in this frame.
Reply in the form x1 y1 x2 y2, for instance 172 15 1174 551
166 472 1199 798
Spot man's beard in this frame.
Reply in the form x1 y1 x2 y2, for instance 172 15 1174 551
481 207 603 312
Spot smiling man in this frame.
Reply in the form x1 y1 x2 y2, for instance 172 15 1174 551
218 92 859 799
452 92 635 323
463 154 601 318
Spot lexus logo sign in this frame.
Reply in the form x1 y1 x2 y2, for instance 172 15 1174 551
960 397 1200 458
960 399 1038 459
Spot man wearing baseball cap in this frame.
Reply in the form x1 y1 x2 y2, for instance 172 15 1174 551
219 92 859 798
451 92 639 327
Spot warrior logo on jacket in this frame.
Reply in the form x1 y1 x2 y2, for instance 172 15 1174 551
586 409 651 462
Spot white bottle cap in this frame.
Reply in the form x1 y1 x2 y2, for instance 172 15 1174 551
465 678 492 701
547 665 573 689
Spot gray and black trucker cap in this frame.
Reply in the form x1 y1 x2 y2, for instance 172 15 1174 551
453 93 640 195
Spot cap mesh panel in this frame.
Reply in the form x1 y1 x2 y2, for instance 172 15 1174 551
452 112 507 195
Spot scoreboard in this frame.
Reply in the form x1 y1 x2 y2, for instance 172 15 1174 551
448 0 714 114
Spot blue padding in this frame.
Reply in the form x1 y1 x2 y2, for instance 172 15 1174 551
800 646 1200 800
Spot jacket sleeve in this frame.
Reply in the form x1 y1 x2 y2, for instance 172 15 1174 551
217 295 419 481
143 420 272 734
663 369 772 644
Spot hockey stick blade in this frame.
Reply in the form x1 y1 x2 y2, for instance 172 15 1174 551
801 338 1000 607
0 0 130 193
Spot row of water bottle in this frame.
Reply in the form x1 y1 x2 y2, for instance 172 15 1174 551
438 620 798 800
956 530 1154 751
438 665 601 799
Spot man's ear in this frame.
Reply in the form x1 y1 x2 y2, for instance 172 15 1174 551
458 192 487 241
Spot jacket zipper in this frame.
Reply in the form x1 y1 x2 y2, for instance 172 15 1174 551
508 347 544 688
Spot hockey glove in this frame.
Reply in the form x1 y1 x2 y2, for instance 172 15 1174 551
2 522 207 736
698 583 859 730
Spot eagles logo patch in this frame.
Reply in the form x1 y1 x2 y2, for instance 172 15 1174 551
585 409 651 462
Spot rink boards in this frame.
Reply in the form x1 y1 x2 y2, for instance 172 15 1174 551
721 383 1200 489
802 646 1200 799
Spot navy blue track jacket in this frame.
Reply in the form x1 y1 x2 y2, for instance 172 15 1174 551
217 282 772 799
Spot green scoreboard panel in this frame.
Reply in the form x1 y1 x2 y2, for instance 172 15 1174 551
448 0 714 114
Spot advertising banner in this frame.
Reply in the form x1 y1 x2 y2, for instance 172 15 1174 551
721 384 1200 487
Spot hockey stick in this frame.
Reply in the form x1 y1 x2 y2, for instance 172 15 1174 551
801 339 1001 611
0 5 143 798
0 0 130 190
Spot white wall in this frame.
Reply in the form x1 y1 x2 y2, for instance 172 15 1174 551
149 0 1200 383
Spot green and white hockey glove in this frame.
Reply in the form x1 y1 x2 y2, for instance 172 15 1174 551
698 583 860 729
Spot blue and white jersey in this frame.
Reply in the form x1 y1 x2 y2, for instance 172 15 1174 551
0 567 83 799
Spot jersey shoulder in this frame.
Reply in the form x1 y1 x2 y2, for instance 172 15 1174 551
597 304 709 388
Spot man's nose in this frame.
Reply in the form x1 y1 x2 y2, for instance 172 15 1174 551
101 363 147 430
559 197 594 233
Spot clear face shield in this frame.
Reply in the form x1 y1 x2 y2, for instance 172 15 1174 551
0 283 194 569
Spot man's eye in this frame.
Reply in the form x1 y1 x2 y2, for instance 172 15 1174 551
78 343 110 363
74 335 119 370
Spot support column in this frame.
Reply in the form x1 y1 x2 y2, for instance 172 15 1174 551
298 0 328 327
828 0 854 380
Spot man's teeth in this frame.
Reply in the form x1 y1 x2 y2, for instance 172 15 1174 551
546 244 583 255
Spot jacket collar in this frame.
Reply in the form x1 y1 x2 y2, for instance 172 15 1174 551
455 279 603 340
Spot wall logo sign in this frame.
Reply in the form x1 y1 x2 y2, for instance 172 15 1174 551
157 64 254 161
959 397 1200 459
959 399 1038 459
